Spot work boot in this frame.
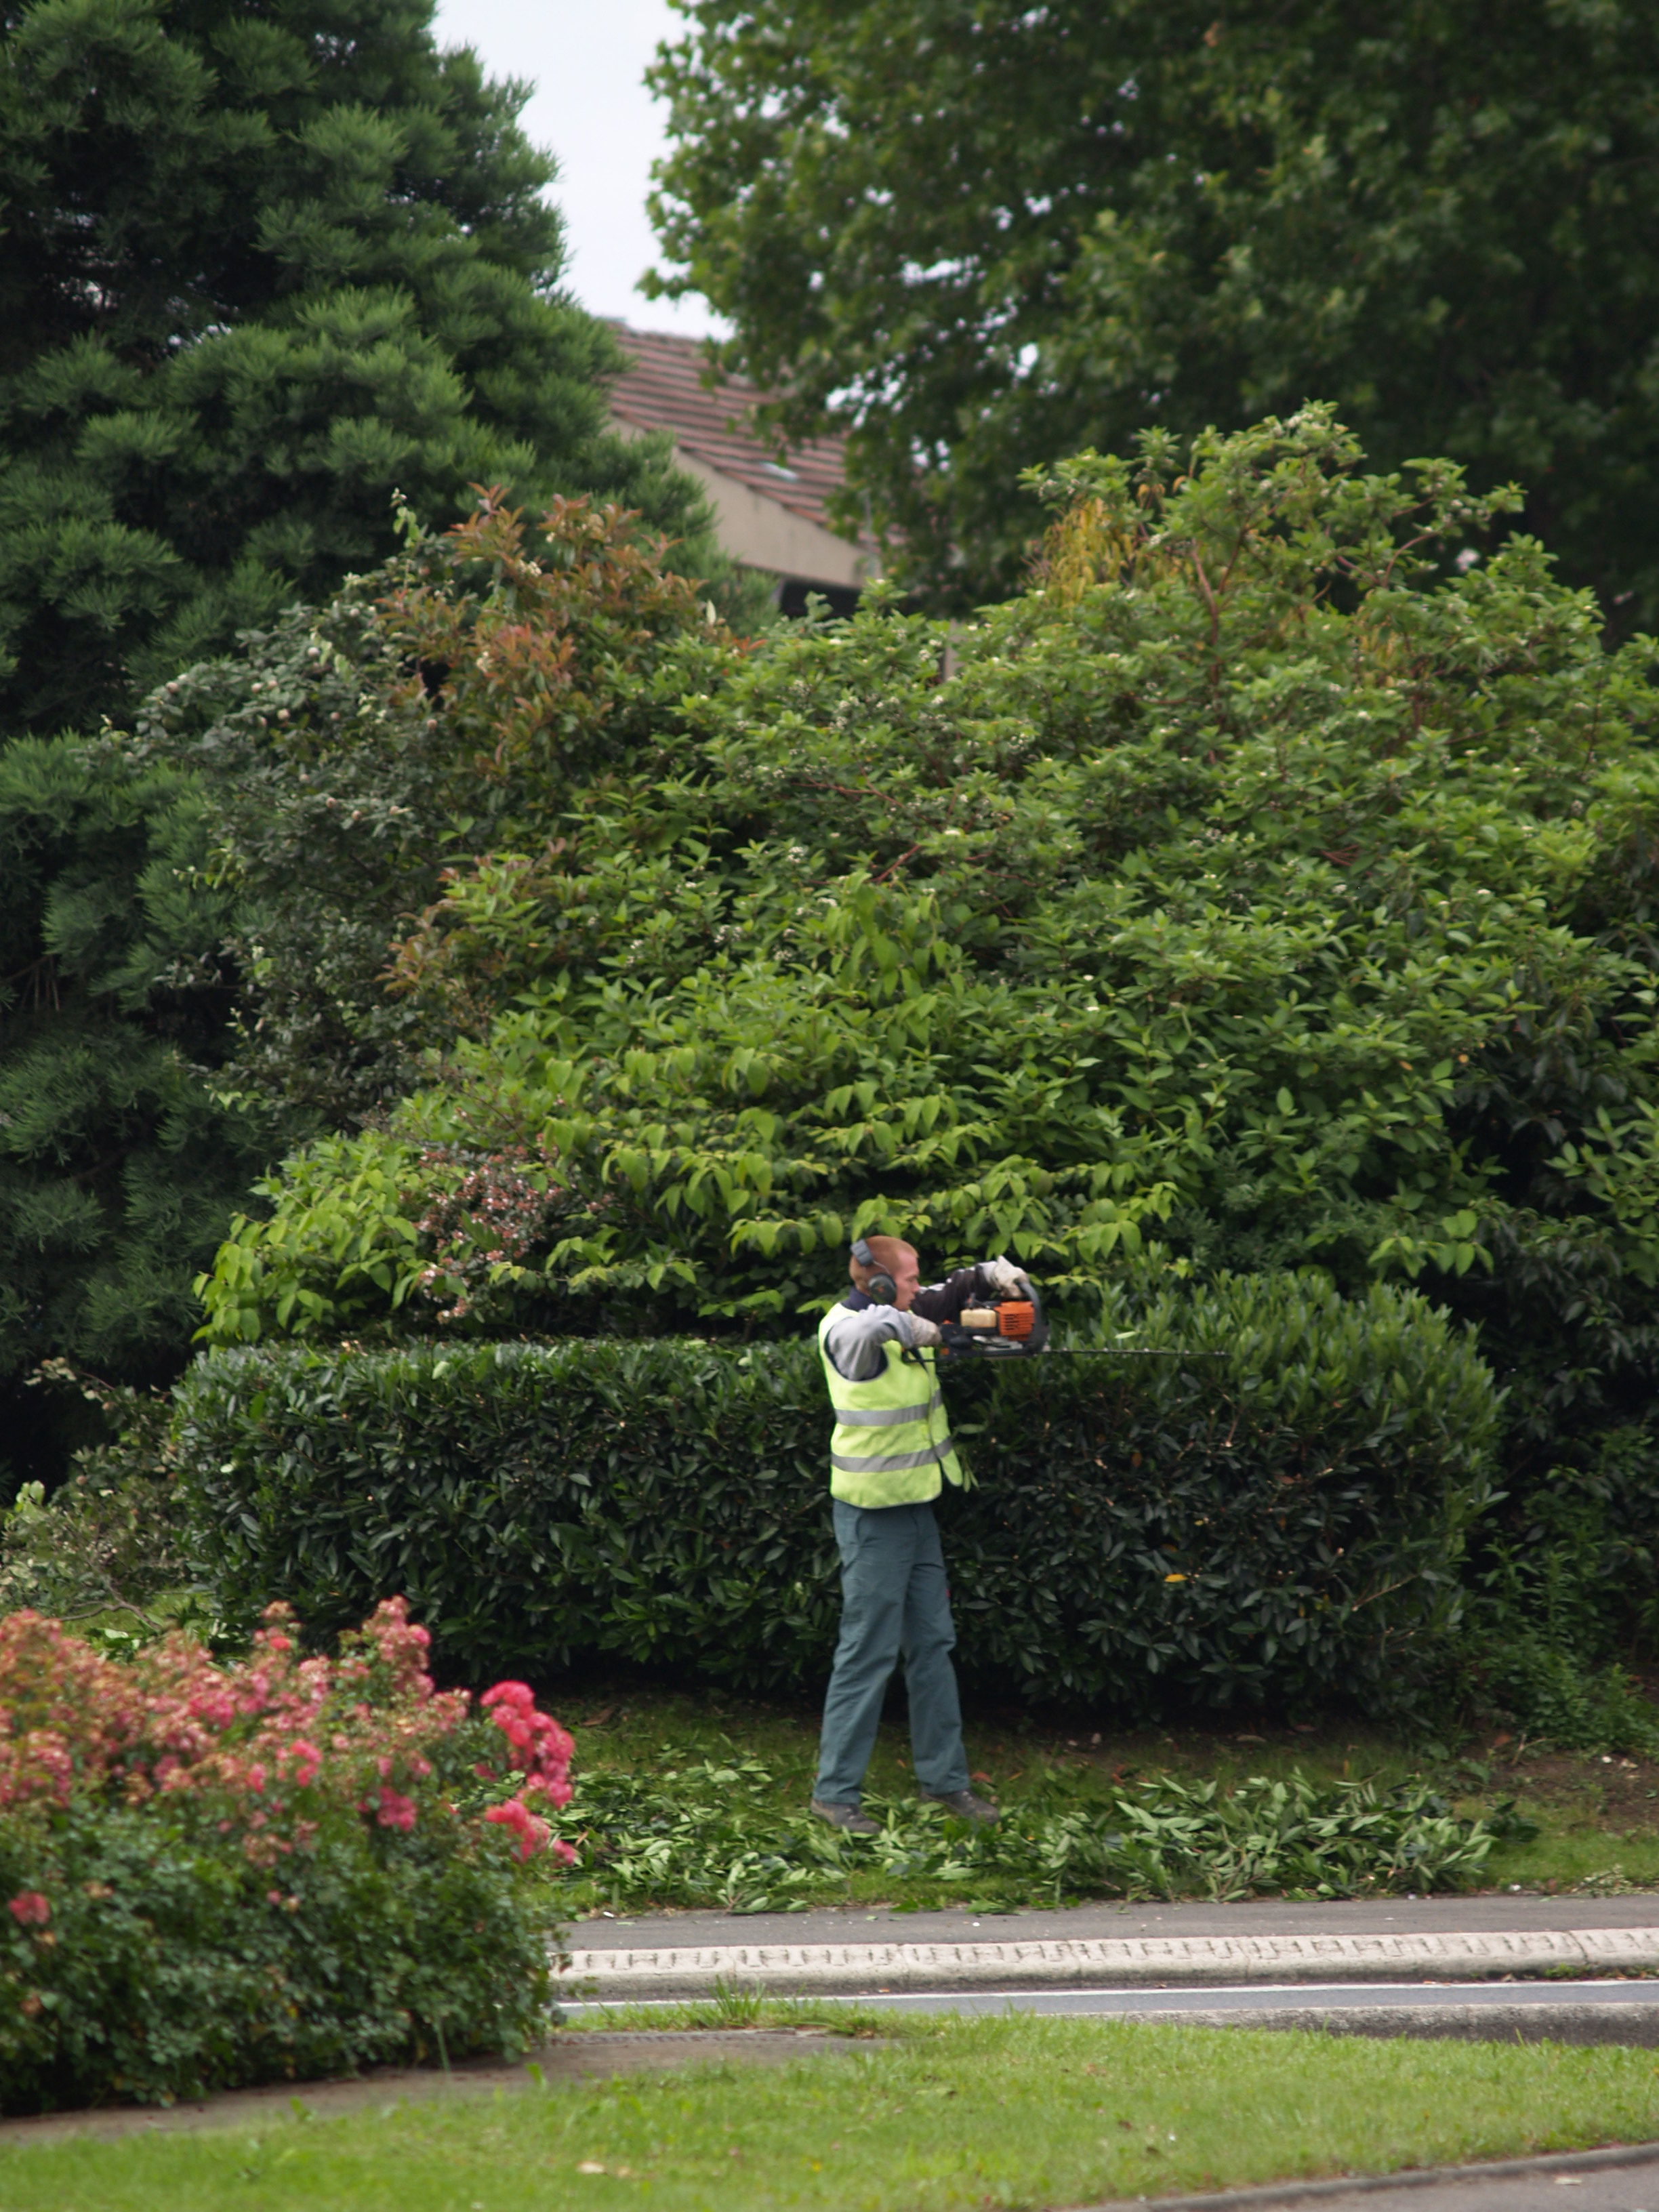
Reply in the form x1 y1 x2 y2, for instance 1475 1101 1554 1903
810 1797 880 1836
922 1787 1000 1824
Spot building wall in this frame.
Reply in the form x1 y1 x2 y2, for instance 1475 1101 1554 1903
611 421 876 594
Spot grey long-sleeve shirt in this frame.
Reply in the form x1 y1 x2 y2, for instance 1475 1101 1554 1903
821 1267 994 1382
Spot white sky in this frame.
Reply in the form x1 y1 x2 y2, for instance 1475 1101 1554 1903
432 0 722 339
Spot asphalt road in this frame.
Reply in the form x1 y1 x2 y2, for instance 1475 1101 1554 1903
564 1978 1659 2046
565 1976 1659 2022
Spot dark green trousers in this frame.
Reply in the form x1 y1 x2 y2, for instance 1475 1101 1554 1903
813 1498 970 1805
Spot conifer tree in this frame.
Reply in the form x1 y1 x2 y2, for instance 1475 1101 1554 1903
0 735 268 1485
0 0 702 730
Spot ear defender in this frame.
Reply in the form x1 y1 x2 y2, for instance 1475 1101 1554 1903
851 1236 898 1305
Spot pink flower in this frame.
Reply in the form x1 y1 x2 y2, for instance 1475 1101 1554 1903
484 1794 550 1862
521 1773 575 1811
7 1891 49 1927
285 1739 322 1786
373 1788 417 1832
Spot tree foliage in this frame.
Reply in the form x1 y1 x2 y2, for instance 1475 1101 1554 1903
197 414 1659 1660
647 0 1659 619
0 0 709 730
134 492 735 1134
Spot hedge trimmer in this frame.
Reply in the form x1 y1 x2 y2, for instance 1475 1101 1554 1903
916 1283 1225 1363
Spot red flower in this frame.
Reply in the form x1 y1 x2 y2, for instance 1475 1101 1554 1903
7 1891 49 1927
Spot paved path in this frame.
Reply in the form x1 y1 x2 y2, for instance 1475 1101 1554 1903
0 2030 848 2148
572 1893 1659 1950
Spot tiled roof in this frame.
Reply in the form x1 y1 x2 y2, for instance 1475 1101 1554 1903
608 324 867 546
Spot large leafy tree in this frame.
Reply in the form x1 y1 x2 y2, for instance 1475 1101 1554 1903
647 0 1659 619
0 0 707 731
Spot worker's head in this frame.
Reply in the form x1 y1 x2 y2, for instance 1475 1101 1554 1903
850 1235 921 1310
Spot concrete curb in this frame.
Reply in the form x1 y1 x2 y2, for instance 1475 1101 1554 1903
1067 2138 1659 2212
568 1925 1659 1998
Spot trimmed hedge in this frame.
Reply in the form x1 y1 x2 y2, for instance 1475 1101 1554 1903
176 1275 1498 1714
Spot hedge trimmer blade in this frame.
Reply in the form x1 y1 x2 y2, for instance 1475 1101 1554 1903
1054 1329 1229 1358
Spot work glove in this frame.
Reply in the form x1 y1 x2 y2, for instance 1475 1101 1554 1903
979 1254 1032 1297
905 1313 943 1349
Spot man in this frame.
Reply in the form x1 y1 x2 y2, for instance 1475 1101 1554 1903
810 1233 1031 1833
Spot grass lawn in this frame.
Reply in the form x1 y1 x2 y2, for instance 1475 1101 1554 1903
5 2015 1658 2211
541 1681 1659 1915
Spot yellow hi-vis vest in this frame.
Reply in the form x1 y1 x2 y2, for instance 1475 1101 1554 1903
817 1306 966 1507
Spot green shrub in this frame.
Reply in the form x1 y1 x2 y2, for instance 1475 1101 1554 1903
174 1273 1498 1716
1467 1637 1659 1757
0 1362 193 1627
0 1797 551 2112
184 414 1659 1697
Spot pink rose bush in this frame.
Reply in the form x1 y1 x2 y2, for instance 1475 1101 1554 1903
1 1599 575 2115
0 1597 573 1863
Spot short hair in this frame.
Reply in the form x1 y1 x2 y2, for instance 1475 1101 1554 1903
849 1235 917 1292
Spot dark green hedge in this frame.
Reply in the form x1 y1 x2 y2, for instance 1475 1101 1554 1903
176 1275 1498 1714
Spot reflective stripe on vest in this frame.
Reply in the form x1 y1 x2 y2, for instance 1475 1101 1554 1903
830 1443 952 1474
832 1392 945 1428
817 1307 965 1507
